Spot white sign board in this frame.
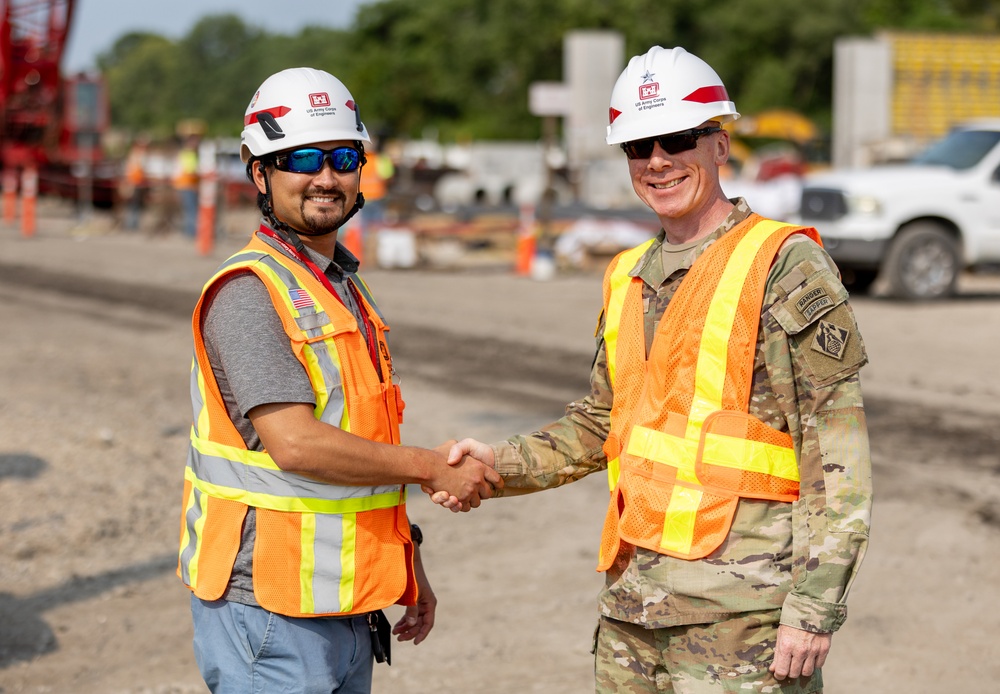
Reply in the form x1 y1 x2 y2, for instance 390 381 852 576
529 82 571 117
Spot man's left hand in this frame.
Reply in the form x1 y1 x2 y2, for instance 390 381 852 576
391 546 436 645
770 625 831 680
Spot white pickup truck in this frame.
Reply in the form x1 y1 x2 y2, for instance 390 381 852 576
797 120 1000 299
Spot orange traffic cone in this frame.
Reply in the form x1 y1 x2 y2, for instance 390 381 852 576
514 204 536 276
20 168 37 238
343 221 364 263
196 172 217 256
515 233 536 276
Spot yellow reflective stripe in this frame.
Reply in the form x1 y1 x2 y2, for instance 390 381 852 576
301 344 331 419
300 514 317 614
604 240 654 387
339 514 357 613
660 486 702 555
687 220 793 437
252 260 321 325
702 432 800 482
184 466 405 514
626 425 699 483
607 456 620 491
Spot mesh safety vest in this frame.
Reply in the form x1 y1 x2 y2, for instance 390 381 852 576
178 232 416 617
597 215 822 568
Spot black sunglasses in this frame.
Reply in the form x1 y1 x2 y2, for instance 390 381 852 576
273 146 363 174
620 126 722 160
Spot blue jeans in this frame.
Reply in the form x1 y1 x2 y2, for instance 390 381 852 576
191 596 374 693
179 188 198 238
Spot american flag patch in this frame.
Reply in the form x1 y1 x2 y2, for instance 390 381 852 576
288 288 314 310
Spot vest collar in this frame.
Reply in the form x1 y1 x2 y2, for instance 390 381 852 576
257 219 361 276
629 197 754 287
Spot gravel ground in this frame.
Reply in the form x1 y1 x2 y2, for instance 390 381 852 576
1 202 998 693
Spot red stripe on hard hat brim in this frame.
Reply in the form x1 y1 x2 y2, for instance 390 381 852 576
609 107 622 124
683 86 730 104
245 106 291 126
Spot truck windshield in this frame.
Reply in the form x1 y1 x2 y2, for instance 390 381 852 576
911 129 1000 170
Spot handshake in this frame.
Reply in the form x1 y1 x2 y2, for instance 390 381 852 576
422 438 499 513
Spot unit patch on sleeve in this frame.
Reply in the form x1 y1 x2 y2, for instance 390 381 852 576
811 320 850 360
796 304 867 385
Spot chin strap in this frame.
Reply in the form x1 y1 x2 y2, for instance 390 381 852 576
257 164 366 252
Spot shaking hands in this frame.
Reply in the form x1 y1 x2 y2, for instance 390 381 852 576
423 439 498 512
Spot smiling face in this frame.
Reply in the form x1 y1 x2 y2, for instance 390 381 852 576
253 139 361 253
627 121 734 243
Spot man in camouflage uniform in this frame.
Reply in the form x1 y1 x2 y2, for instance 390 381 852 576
438 46 871 693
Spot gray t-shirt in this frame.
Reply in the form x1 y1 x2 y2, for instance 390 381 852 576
201 228 370 605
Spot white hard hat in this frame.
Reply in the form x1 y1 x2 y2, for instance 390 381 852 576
606 46 740 145
241 67 371 163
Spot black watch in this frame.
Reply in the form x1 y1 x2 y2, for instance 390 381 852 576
409 523 423 547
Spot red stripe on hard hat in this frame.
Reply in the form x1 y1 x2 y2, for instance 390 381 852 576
346 100 357 111
683 86 729 104
245 106 291 126
609 107 622 124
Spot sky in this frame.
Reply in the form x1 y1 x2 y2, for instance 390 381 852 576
63 0 377 74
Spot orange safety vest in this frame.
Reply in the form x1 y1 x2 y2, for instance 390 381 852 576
597 215 822 568
177 232 415 617
173 149 199 190
359 151 391 202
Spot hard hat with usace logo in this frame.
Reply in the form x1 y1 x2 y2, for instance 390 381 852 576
241 67 371 163
606 46 740 145
241 67 371 241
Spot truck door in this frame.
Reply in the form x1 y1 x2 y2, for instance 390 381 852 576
973 163 1000 260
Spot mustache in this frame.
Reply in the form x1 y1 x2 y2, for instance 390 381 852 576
304 187 346 199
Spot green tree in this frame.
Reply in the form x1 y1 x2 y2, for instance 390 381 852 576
101 33 185 138
98 2 998 142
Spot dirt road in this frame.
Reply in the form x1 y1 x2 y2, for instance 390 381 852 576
1 206 998 693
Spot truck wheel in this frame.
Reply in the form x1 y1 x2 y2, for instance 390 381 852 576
883 223 959 300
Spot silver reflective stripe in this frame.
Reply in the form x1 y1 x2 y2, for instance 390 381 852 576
179 468 204 586
189 360 204 438
214 250 267 274
306 341 346 428
296 311 331 332
311 512 348 613
254 255 331 337
189 441 399 503
350 273 385 323
252 256 349 431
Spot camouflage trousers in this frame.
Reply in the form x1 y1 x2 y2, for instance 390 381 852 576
593 611 823 693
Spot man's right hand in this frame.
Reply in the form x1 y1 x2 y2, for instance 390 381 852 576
423 439 497 512
423 440 501 512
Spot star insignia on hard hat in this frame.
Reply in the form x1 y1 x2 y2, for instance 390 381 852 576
640 70 655 84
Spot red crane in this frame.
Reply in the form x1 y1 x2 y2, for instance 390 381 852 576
0 0 110 204
0 0 75 168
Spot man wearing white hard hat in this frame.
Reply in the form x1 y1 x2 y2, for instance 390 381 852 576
176 67 502 693
441 47 871 692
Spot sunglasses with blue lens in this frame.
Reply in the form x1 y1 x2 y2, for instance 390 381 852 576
273 146 363 174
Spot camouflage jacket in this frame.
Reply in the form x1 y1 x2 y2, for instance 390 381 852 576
492 199 872 633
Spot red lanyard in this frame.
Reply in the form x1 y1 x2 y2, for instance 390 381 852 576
256 225 379 371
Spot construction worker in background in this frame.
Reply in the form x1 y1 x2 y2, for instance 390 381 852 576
119 135 148 231
177 67 501 693
358 140 395 233
173 131 200 238
436 46 871 693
